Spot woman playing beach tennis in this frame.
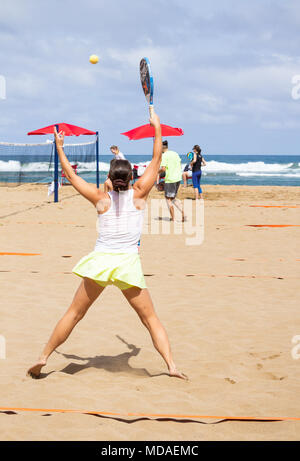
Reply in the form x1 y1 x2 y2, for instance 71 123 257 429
27 113 187 380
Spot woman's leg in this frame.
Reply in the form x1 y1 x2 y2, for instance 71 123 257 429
27 277 105 378
165 197 175 221
182 172 188 187
197 171 203 199
192 172 198 200
122 286 187 379
172 198 185 221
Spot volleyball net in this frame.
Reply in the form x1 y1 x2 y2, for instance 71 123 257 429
0 140 99 186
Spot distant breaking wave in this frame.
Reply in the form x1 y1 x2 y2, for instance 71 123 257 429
0 159 297 173
0 160 109 172
203 160 294 173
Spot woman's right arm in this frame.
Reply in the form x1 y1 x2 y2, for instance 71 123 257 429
133 113 162 199
190 153 197 165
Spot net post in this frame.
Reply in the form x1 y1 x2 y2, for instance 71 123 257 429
54 124 59 203
96 131 100 189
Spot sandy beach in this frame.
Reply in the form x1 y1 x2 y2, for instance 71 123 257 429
0 182 300 440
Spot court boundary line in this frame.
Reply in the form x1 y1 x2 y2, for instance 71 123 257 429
0 270 299 279
0 252 40 256
0 406 299 423
246 224 300 227
249 205 300 208
0 193 79 219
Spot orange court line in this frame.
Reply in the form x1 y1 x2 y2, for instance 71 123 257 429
0 270 298 279
0 406 299 422
192 273 288 279
250 205 300 208
246 225 300 228
229 258 300 262
0 252 41 256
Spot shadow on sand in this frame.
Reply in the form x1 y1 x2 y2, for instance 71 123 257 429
50 335 167 379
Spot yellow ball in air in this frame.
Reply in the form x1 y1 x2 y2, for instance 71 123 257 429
89 54 99 64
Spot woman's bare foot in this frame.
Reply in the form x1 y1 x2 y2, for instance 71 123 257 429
27 358 47 379
169 366 188 380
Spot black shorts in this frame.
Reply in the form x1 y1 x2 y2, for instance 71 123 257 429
164 181 181 198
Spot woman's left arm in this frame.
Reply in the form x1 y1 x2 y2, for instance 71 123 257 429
202 157 206 166
54 128 103 206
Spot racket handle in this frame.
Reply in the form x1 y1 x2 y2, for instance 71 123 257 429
149 105 154 118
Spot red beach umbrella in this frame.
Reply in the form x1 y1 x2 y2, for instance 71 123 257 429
121 123 184 140
28 123 96 136
27 123 98 203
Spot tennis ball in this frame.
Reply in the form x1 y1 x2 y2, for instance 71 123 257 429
89 54 99 64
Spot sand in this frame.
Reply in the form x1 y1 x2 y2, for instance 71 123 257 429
0 182 300 440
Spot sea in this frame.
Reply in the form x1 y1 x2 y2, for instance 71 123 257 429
0 154 299 187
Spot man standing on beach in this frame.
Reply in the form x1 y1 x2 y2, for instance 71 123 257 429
110 145 126 160
104 146 127 192
158 140 185 222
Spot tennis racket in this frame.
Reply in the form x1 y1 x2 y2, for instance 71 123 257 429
187 152 194 162
139 57 154 118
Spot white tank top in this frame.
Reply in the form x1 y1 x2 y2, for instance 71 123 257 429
94 189 144 254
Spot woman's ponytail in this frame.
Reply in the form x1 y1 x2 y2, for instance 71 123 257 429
108 159 132 192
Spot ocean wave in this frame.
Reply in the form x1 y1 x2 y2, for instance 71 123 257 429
0 160 153 173
203 160 293 173
0 160 53 172
0 159 297 177
76 161 110 172
0 160 111 173
0 160 21 171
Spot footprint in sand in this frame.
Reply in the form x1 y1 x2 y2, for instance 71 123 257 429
249 352 282 361
224 377 236 384
261 372 287 381
254 359 286 380
265 354 281 360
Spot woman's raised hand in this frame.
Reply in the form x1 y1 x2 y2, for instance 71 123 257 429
54 127 65 148
149 112 160 129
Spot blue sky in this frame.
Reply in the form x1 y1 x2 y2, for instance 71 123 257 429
1 0 300 155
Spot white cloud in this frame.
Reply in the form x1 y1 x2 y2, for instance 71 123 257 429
0 0 300 154
8 72 46 99
55 66 96 86
189 93 226 112
107 45 178 83
261 119 300 130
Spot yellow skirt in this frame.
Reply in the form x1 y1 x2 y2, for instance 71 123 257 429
72 250 146 291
